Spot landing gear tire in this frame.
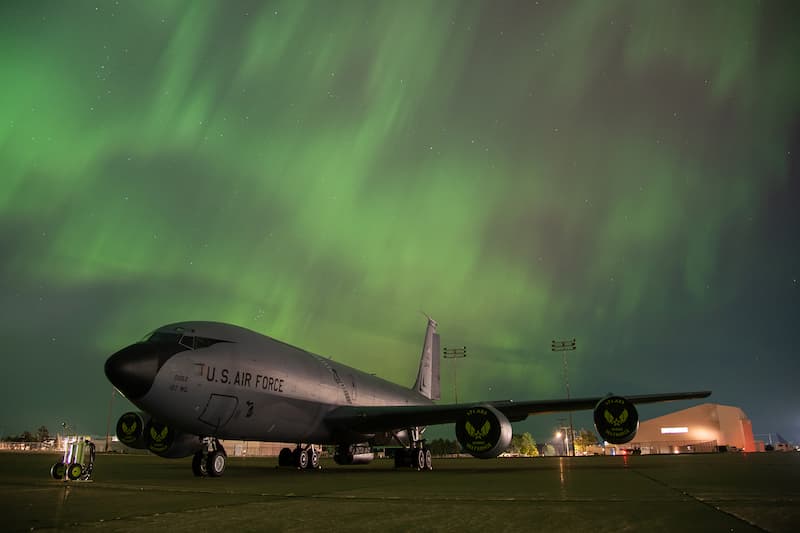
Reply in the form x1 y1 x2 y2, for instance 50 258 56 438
308 449 320 469
394 449 408 468
295 448 309 469
50 462 66 480
207 450 226 477
192 451 208 477
278 447 294 467
67 463 83 480
424 448 433 470
415 449 426 470
394 448 418 469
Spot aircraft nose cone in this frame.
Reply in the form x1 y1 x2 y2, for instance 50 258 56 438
105 343 173 399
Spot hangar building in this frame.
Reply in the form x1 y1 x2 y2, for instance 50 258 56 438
614 403 756 454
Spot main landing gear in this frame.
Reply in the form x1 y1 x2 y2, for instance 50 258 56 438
278 444 320 470
192 437 227 477
393 426 433 471
394 446 433 470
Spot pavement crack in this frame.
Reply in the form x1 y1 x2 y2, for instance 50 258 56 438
629 467 770 532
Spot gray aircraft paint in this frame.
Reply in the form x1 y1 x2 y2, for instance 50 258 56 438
117 320 436 444
106 318 710 452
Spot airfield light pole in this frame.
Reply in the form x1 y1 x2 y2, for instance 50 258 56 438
555 429 568 457
552 339 576 456
555 417 569 456
443 346 467 403
105 387 116 452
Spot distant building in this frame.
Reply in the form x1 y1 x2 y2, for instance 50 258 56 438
219 440 297 457
607 403 756 454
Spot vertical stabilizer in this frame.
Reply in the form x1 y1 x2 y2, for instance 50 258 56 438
413 317 440 400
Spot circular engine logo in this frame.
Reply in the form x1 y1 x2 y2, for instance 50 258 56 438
593 396 639 444
116 412 143 445
145 420 174 454
455 407 501 454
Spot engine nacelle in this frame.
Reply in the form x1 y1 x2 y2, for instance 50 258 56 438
593 396 639 444
116 411 151 449
455 404 513 459
334 444 374 465
143 419 205 458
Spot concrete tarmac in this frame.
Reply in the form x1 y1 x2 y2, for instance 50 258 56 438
2 451 797 532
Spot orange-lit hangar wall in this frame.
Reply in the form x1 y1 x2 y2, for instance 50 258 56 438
619 403 756 454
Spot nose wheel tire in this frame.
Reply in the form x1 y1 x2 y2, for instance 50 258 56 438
207 450 226 477
192 451 208 477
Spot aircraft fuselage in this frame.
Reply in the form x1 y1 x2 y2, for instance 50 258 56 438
111 322 431 444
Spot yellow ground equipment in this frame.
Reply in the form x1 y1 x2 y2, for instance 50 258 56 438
50 436 95 481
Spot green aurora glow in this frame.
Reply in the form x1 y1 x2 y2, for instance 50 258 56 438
1 1 798 441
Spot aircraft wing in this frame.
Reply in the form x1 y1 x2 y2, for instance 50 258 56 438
324 390 711 434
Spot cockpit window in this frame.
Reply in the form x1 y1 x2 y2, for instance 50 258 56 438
147 332 183 344
195 336 225 348
179 335 195 349
146 331 226 349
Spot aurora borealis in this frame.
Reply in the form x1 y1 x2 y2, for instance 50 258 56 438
1 1 798 443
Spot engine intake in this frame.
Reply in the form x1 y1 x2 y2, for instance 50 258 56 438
143 419 204 458
455 404 512 459
593 396 639 444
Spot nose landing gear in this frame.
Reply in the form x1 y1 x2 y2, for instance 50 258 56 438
192 438 227 477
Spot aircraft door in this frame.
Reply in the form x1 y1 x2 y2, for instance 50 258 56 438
199 394 238 431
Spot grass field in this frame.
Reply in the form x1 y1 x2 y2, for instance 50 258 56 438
2 451 798 532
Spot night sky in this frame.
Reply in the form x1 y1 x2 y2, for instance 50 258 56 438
1 1 798 444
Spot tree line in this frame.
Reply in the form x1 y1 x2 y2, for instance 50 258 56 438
426 428 599 457
2 426 51 442
426 432 542 457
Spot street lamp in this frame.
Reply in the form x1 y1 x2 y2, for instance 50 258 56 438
443 346 467 403
552 338 576 456
555 429 567 457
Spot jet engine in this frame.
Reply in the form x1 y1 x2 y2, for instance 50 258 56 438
115 412 204 458
593 396 639 444
143 419 205 458
455 404 512 459
115 411 151 449
333 444 375 465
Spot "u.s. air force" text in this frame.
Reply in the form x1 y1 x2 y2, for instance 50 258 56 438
202 365 284 392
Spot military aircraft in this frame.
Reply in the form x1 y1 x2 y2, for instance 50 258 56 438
104 318 710 477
